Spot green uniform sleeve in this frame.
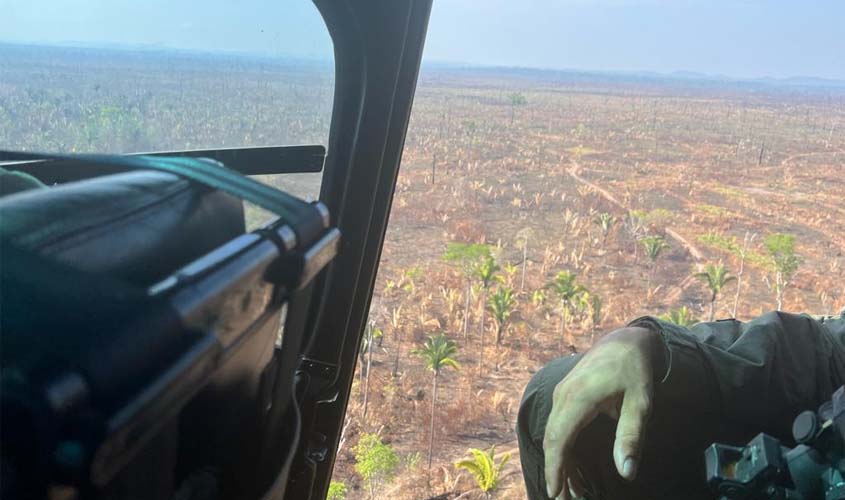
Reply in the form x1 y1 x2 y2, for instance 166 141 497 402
629 311 845 439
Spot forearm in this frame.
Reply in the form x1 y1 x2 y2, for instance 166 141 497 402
630 311 845 438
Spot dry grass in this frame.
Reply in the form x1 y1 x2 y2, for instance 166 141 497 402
333 67 845 499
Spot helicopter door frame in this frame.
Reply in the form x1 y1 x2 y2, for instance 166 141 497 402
283 0 434 498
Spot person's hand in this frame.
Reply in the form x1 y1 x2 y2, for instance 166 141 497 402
543 326 664 499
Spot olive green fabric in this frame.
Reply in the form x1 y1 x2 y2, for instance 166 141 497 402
517 311 845 499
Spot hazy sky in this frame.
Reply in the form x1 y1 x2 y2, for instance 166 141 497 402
2 0 844 80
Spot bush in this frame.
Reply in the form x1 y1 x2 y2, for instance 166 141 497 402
354 433 399 498
327 481 348 500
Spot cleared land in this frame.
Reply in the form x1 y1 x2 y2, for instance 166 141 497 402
2 44 843 500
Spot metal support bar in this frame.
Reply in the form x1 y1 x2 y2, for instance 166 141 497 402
0 145 325 184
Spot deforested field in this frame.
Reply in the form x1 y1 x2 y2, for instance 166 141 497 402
3 43 843 500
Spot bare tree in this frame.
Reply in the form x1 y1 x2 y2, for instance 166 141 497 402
732 232 757 318
515 228 534 292
361 320 382 423
765 233 801 310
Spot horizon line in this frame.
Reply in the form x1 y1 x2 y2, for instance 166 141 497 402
3 39 845 88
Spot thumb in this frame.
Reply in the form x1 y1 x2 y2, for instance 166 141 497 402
613 390 650 481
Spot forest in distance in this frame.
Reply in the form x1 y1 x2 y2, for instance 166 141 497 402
2 43 844 499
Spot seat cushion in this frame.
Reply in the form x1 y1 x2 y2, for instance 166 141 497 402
0 170 245 286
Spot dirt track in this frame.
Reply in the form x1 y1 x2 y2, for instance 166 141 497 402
566 161 703 305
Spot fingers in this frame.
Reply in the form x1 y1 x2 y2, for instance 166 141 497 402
543 394 597 499
568 472 586 498
613 389 651 481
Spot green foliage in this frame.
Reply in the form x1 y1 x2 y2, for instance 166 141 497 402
507 93 528 125
546 270 586 305
474 255 502 289
455 447 511 495
764 233 802 310
572 287 593 315
647 208 674 222
631 208 673 225
490 287 516 324
383 265 426 296
698 231 772 270
695 262 736 320
629 209 649 222
658 306 698 327
594 212 617 235
694 263 736 298
327 481 348 500
508 92 528 107
415 334 460 472
546 271 588 345
359 324 384 363
503 261 519 282
698 231 740 253
81 104 147 151
413 334 460 375
712 185 744 199
764 233 801 278
641 235 669 263
489 287 517 343
464 120 478 135
353 433 399 492
3 46 334 156
695 204 733 218
404 451 422 471
443 243 492 277
531 289 546 307
390 266 424 294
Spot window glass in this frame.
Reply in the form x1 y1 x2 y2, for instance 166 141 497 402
337 1 845 498
0 0 332 219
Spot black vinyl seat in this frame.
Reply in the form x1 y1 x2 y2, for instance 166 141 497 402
0 170 245 286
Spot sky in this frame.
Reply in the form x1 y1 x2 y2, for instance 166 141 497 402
2 0 844 80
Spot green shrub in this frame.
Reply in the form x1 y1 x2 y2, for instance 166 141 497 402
326 481 348 500
354 433 399 499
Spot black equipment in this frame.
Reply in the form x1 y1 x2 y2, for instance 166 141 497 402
0 153 339 500
706 386 845 500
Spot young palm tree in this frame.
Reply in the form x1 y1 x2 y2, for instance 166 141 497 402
413 334 460 475
694 262 737 321
454 447 511 499
502 262 519 288
641 235 669 290
474 255 501 375
573 288 592 324
546 271 586 351
489 286 517 368
443 243 491 342
594 212 616 250
508 92 528 126
658 306 698 327
531 289 546 307
625 211 646 261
